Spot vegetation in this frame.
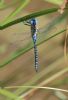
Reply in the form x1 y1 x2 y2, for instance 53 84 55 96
0 0 68 100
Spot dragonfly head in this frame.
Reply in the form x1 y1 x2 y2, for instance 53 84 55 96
30 18 37 25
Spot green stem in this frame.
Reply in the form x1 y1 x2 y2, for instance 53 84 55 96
0 7 58 30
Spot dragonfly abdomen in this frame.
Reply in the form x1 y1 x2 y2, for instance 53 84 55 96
34 42 39 72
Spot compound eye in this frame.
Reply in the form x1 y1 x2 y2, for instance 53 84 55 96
31 20 33 24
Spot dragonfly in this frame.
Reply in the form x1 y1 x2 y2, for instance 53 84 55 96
23 18 39 72
8 11 66 72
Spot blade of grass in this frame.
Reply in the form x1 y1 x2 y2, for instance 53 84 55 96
20 67 68 98
51 76 68 87
64 30 67 64
0 7 58 30
44 0 63 5
5 86 68 93
64 18 68 65
43 11 68 34
0 0 20 9
4 82 68 100
0 88 22 100
0 29 66 68
1 0 31 25
0 0 4 6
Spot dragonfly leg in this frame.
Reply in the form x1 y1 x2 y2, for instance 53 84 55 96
23 21 31 26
